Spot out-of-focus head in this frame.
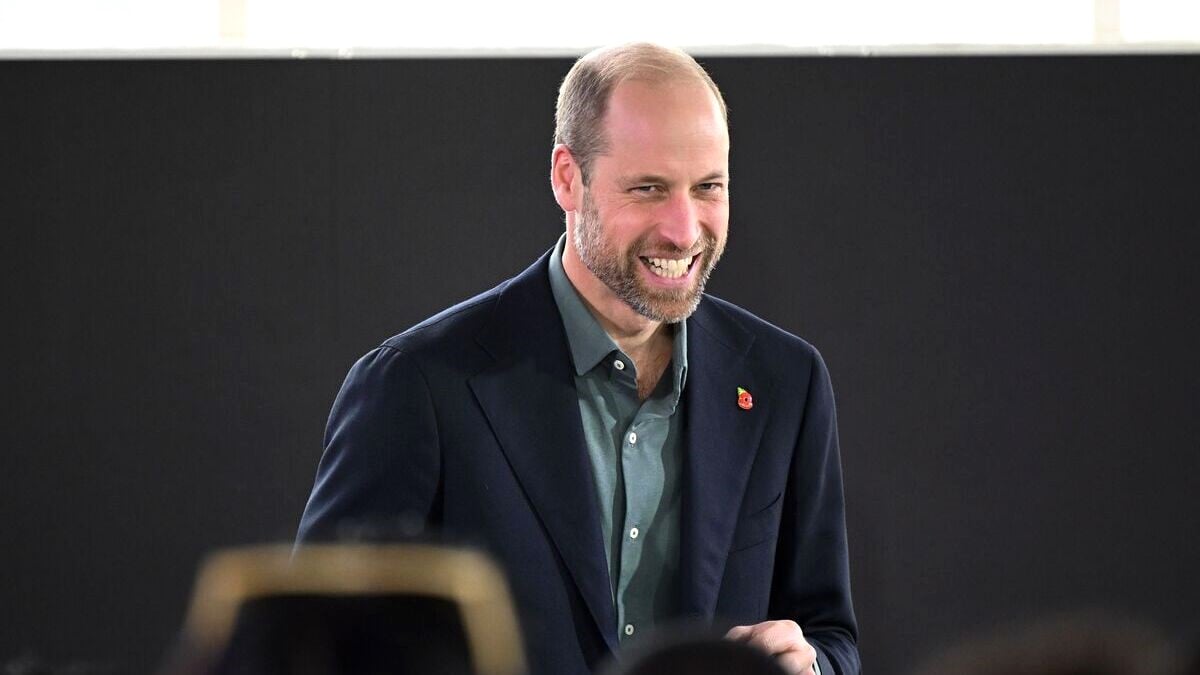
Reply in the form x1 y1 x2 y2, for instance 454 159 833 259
599 628 788 675
911 611 1175 675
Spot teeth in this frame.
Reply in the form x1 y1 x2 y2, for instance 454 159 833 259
645 256 694 279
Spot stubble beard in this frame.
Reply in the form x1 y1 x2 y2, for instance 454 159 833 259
572 189 724 324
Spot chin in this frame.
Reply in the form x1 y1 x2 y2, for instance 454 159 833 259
631 291 704 324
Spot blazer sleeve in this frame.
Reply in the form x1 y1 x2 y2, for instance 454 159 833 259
296 345 442 544
770 350 861 675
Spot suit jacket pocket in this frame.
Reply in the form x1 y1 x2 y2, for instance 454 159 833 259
729 490 783 553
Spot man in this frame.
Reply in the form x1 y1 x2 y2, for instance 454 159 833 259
297 43 859 675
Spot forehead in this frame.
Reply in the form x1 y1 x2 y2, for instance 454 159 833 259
598 78 729 175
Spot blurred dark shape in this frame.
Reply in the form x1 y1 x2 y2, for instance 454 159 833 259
1176 636 1200 675
4 656 119 675
162 543 525 675
911 610 1175 675
599 626 789 675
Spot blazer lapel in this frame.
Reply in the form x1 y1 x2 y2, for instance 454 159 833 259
679 298 774 618
468 252 619 652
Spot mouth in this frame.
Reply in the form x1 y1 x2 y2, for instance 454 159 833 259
639 254 698 280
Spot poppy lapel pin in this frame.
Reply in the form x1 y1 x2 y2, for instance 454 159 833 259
737 387 753 410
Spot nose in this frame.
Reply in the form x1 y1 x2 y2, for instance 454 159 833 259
657 191 702 253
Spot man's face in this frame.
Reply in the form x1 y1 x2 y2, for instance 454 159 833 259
571 79 730 324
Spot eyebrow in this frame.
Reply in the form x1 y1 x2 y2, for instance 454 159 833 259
620 171 728 185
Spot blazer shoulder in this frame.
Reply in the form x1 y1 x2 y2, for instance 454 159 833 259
378 278 509 357
699 294 824 366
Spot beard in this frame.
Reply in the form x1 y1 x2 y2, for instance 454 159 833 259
572 190 725 324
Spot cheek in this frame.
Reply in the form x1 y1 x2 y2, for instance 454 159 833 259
703 204 730 234
608 199 656 221
604 207 655 239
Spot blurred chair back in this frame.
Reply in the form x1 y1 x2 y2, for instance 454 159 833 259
172 543 525 675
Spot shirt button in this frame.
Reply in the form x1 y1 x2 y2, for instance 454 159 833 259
629 527 639 540
628 432 637 444
613 359 625 371
624 623 635 636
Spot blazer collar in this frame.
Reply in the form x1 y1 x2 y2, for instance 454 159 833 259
470 249 773 641
469 249 620 651
679 297 774 619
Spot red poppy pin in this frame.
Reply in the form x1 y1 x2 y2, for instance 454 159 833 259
737 387 753 410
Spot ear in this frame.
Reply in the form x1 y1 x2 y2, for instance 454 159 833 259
550 144 581 212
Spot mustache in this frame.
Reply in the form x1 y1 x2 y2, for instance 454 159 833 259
635 233 718 259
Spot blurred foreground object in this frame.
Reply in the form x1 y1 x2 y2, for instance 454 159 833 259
167 543 525 675
911 611 1176 675
599 627 788 675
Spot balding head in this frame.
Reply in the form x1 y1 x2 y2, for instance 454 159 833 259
554 43 728 185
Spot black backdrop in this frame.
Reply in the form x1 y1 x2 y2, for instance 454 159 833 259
2 55 1198 673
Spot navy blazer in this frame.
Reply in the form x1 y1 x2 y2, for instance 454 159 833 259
297 250 860 675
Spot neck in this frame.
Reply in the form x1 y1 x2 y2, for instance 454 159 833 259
561 233 671 360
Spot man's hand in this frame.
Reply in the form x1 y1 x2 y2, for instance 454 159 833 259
726 620 818 674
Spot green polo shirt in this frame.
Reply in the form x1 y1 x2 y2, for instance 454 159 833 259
547 234 687 643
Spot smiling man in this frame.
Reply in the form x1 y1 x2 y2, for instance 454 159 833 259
297 44 860 675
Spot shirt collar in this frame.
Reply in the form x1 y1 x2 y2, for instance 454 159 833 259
548 234 688 394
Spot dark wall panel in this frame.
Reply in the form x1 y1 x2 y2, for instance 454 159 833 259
1 55 1197 673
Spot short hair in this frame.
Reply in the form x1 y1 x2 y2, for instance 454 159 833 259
554 42 728 185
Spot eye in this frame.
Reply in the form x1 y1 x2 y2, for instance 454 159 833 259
696 182 725 193
630 185 662 195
